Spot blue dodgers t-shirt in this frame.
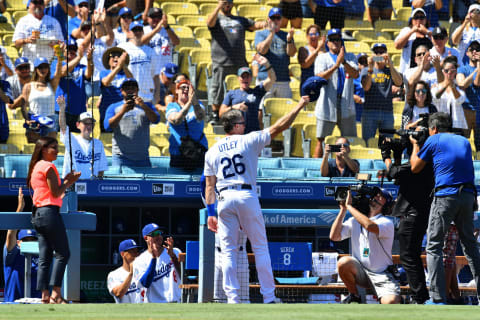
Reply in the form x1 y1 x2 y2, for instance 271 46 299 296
0 80 13 141
3 245 40 302
222 84 266 133
458 64 480 112
314 0 341 7
54 61 88 115
417 133 475 196
165 102 208 156
254 30 290 82
99 69 127 120
67 16 82 36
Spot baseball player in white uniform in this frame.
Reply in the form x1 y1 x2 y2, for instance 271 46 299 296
200 174 250 303
107 239 142 303
132 223 181 303
204 95 310 304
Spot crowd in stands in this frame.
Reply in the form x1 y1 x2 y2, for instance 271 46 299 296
0 0 478 174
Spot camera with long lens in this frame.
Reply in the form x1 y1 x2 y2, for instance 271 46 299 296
334 173 380 214
379 113 430 147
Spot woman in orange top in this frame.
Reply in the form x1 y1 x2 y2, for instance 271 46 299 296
26 137 80 304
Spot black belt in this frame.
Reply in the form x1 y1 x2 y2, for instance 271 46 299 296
218 184 252 193
434 183 476 193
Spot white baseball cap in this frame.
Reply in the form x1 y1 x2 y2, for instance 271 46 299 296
469 3 480 13
411 8 426 18
78 111 96 122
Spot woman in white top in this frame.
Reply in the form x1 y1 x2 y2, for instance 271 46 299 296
12 50 62 142
431 56 468 132
451 4 480 64
402 80 438 130
394 8 433 74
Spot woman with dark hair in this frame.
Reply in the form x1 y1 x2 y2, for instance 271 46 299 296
12 52 63 143
394 8 432 74
298 24 325 88
402 80 437 130
26 137 80 304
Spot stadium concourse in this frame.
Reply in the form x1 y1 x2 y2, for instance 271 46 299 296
0 0 480 305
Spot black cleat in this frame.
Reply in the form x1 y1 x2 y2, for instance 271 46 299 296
341 293 362 304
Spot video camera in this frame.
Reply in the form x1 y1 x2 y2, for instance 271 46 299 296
334 173 383 214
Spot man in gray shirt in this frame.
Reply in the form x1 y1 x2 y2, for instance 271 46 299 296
7 57 31 117
104 78 160 167
207 0 266 123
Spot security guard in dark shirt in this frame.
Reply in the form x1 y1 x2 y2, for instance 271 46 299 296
381 136 434 304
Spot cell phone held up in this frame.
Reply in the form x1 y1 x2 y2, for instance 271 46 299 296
329 144 341 153
373 56 384 63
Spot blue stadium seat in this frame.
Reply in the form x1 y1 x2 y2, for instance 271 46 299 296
474 161 480 171
280 158 322 170
373 160 387 170
261 168 306 179
258 157 281 169
103 166 122 176
357 159 374 170
306 169 322 178
4 154 31 178
53 156 64 177
186 240 199 270
150 156 171 169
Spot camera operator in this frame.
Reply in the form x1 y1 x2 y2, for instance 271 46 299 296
380 129 434 304
321 137 359 177
410 112 480 304
330 189 401 304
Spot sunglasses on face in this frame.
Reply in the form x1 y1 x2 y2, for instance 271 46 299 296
433 35 446 40
374 50 386 55
443 68 456 73
413 15 426 20
416 51 427 57
110 52 122 58
78 3 88 8
308 32 320 37
132 27 143 32
150 15 162 19
37 64 49 70
469 47 480 52
123 85 137 90
329 38 342 42
148 230 163 237
47 144 58 150
415 88 427 94
121 14 133 19
32 0 44 5
81 26 91 32
17 65 30 71
270 15 281 21
178 85 189 90
336 143 349 147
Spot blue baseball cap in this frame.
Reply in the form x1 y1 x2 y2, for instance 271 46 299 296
373 187 393 205
33 57 49 68
118 239 141 252
372 43 387 51
301 76 327 102
268 7 282 18
237 66 252 76
129 21 143 31
66 37 78 48
18 229 37 240
120 77 138 88
162 62 178 78
142 223 162 237
14 57 30 68
327 29 342 39
74 0 87 5
118 7 132 17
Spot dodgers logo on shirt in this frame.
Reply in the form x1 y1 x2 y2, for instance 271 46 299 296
246 94 255 103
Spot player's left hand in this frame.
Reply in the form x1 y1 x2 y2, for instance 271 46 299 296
208 216 218 233
163 235 174 256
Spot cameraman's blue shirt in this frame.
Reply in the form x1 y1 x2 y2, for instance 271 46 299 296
418 133 475 196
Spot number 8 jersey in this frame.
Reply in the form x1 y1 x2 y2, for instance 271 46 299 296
204 129 271 189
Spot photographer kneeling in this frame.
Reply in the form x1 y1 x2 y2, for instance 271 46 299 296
330 188 401 304
380 125 434 304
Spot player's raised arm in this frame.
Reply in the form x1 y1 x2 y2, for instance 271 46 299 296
268 96 310 139
206 175 218 233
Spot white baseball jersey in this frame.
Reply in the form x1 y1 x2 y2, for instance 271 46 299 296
107 266 141 303
117 41 160 102
132 249 181 303
60 126 109 179
13 13 64 63
204 129 271 189
143 26 174 69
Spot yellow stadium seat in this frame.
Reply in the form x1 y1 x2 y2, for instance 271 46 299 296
188 48 211 74
289 63 301 80
263 98 296 140
356 122 362 138
290 77 300 93
344 41 371 54
225 74 239 91
376 20 408 33
3 33 12 46
161 2 199 16
194 26 211 40
197 38 211 49
235 0 261 4
6 132 27 151
353 30 393 42
205 133 224 147
177 15 207 28
199 3 219 15
391 0 404 9
0 23 14 35
325 135 366 147
171 25 194 38
12 10 27 25
0 143 19 154
6 0 25 12
393 101 404 115
204 123 214 134
104 146 112 157
394 113 402 129
344 20 373 31
150 122 169 135
196 62 211 92
5 45 18 59
301 18 315 30
349 147 382 159
290 123 304 157
244 39 251 50
8 119 23 132
246 50 256 63
391 54 401 68
293 111 316 126
395 7 411 21
2 12 12 25
385 41 402 55
149 145 162 157
189 0 217 4
150 133 169 149
167 14 176 25
161 146 170 156
302 123 317 157
100 132 112 146
237 5 272 20
367 137 379 148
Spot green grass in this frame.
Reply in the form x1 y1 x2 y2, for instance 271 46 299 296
0 303 477 320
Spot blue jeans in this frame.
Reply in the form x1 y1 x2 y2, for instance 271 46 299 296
426 191 480 302
31 205 70 290
361 109 394 142
112 154 151 168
